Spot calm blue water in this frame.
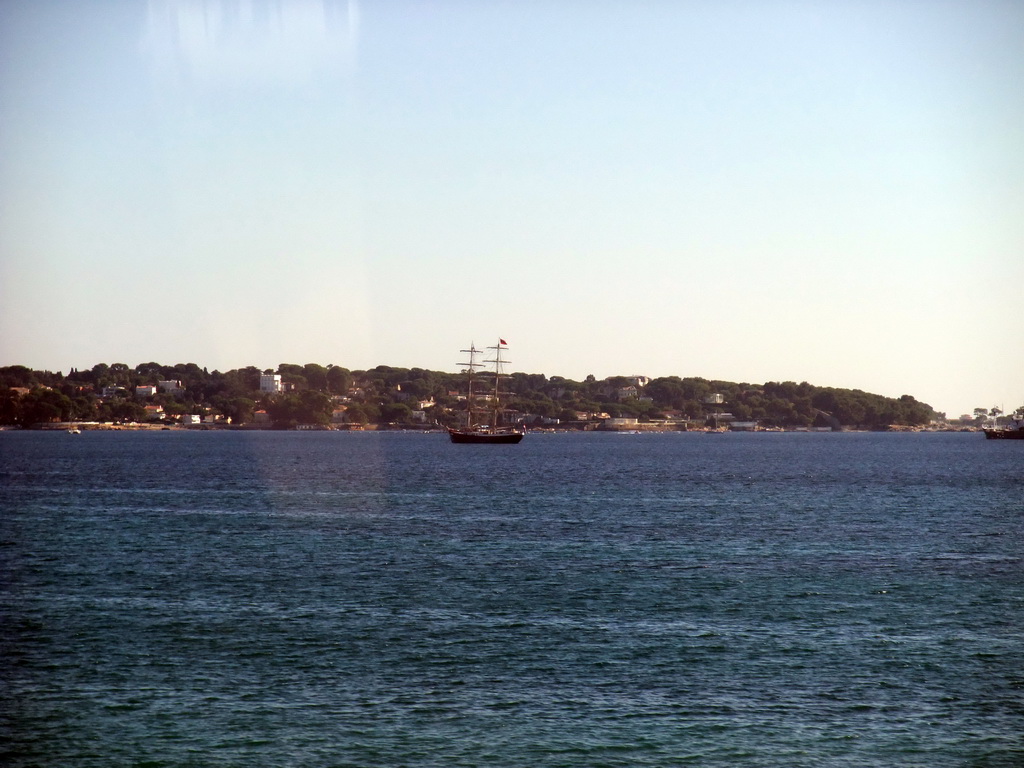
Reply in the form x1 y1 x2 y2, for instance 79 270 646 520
1 430 1021 767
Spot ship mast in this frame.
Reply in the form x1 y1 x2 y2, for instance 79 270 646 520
458 343 482 429
484 339 509 428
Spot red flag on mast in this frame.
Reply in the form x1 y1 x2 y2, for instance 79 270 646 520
499 338 507 345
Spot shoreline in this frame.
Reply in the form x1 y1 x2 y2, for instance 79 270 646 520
3 422 985 434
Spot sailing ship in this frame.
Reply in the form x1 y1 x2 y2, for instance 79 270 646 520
448 339 525 444
983 414 1024 440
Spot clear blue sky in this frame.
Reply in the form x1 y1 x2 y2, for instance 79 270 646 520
1 0 1021 417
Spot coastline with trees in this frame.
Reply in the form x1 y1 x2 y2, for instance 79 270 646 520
0 361 999 432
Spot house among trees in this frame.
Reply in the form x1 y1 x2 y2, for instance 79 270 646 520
260 374 283 393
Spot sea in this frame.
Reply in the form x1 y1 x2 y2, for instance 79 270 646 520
1 430 1021 767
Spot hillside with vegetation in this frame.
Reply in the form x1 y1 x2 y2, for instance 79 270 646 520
0 361 941 430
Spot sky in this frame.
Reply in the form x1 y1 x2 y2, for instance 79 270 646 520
1 0 1021 418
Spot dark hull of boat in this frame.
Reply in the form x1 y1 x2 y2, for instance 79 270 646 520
448 428 524 444
983 428 1024 440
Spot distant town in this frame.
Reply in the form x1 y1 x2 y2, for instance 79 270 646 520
0 362 1016 432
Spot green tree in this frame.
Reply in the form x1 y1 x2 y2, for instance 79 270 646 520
731 403 753 421
266 394 301 427
297 390 332 424
0 366 36 389
646 377 685 409
98 399 145 423
70 395 97 421
135 362 164 381
398 379 430 399
343 404 367 424
212 396 256 424
266 391 332 427
326 366 352 394
303 363 329 391
18 388 73 426
277 364 309 390
380 402 412 424
0 389 20 424
89 363 111 386
108 363 133 387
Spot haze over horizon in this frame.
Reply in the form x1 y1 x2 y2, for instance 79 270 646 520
1 0 1021 418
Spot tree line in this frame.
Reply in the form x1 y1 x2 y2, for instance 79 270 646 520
0 361 941 430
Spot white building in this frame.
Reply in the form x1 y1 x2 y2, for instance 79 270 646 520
260 374 283 393
135 385 158 397
181 414 202 425
158 380 183 394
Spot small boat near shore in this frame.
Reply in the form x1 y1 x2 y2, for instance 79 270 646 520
983 415 1024 440
447 339 524 445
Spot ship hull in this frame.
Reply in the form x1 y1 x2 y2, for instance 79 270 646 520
983 428 1024 440
448 428 524 444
